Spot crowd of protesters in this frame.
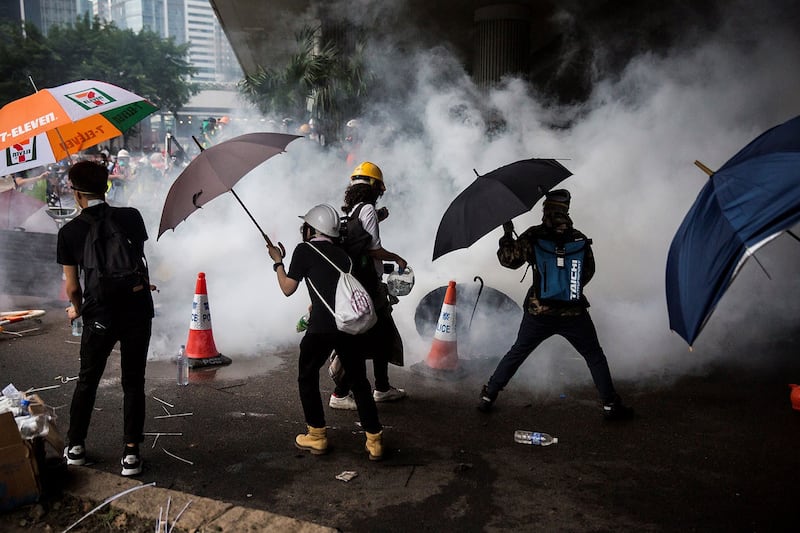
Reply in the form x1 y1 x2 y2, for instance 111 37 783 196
2 114 367 232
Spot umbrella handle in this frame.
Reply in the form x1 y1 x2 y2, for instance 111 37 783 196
263 235 285 258
468 275 484 331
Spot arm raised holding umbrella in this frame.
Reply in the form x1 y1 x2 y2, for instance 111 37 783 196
477 189 633 421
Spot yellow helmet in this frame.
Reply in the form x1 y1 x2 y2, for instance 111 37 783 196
350 161 385 191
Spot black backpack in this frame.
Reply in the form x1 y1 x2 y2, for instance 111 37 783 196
338 203 379 295
82 208 149 304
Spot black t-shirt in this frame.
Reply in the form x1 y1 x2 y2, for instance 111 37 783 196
56 202 154 324
287 240 352 334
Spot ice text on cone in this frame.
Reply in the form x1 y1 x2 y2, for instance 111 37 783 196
186 272 219 359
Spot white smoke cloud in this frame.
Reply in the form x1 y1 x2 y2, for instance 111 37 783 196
151 3 800 390
9 1 794 395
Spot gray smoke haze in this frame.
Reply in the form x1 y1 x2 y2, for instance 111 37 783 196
10 1 797 394
146 1 800 394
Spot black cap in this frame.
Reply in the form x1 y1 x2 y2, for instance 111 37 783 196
543 189 570 212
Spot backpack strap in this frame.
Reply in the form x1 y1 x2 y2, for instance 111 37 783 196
306 278 336 319
305 242 352 274
304 242 353 321
350 202 366 218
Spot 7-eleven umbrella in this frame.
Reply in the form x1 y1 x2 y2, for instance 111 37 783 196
0 80 158 175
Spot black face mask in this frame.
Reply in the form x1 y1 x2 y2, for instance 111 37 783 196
543 210 572 233
301 223 314 242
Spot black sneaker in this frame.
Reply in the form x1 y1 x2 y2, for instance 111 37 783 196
477 385 496 413
64 444 86 466
120 447 143 476
603 397 634 421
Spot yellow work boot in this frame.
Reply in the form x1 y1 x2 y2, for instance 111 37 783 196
295 426 328 455
365 430 383 461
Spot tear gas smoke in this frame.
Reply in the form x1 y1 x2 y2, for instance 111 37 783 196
11 1 797 392
149 1 800 392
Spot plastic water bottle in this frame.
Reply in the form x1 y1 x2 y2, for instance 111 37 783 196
176 345 189 386
71 316 83 337
514 430 558 446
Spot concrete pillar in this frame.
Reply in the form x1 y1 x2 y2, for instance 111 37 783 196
473 3 533 87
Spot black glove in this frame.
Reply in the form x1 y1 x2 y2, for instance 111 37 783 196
502 221 514 236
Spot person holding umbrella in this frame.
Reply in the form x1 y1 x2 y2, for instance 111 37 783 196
477 189 633 420
267 204 384 460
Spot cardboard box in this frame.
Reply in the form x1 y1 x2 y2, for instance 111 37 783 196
0 411 41 512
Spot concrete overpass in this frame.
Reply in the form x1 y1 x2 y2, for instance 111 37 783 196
208 0 724 104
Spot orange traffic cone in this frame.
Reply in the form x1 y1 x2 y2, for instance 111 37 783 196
185 272 232 369
426 280 459 369
411 280 466 380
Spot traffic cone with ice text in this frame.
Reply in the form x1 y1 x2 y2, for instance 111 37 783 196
185 272 232 369
411 280 466 380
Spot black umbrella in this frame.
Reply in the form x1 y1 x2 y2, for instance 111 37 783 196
432 158 572 260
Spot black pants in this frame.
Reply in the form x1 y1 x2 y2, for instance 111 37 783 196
67 318 151 446
334 301 403 395
299 332 381 434
486 311 617 403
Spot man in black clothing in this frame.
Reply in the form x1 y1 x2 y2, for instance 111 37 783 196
267 203 384 460
56 161 154 476
477 189 633 420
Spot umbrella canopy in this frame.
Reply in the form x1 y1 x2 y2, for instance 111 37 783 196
414 282 522 357
666 114 800 346
0 189 46 230
432 158 572 260
157 132 301 240
0 80 158 175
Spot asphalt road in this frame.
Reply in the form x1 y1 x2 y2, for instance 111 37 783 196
2 295 800 532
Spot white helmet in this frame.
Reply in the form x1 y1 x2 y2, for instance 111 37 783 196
300 204 340 237
117 149 130 158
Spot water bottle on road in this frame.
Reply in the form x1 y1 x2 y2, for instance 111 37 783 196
176 345 189 386
514 430 558 446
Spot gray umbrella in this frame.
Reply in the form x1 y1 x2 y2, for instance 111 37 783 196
157 132 301 244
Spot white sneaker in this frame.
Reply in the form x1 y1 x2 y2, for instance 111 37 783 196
329 392 357 410
64 444 86 466
373 387 407 402
121 452 143 476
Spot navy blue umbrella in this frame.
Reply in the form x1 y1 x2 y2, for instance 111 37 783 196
666 115 800 346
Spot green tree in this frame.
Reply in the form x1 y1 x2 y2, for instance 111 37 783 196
0 21 58 102
1 15 196 148
45 15 196 116
239 25 374 142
